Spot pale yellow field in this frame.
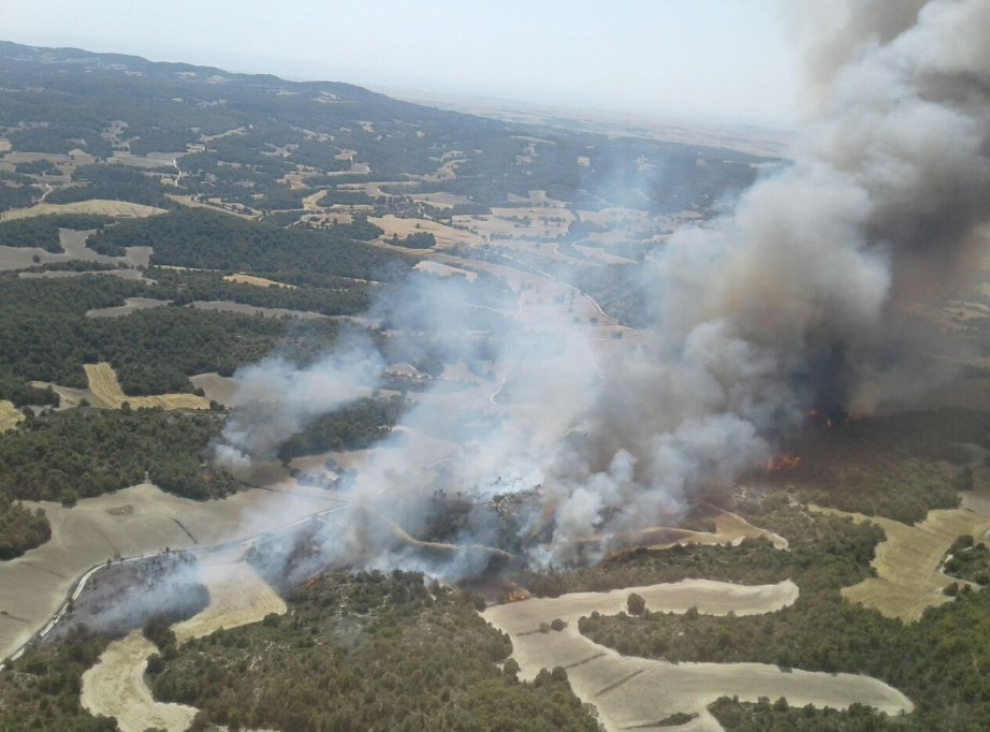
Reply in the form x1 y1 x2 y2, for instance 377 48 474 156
172 558 287 642
167 194 258 219
301 189 327 210
0 139 11 153
0 400 24 433
81 631 198 732
2 200 165 220
812 503 990 621
84 362 210 410
82 555 286 732
484 579 911 731
223 273 297 289
452 207 573 241
369 214 483 248
0 483 343 662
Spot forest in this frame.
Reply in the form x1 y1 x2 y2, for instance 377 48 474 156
148 570 603 732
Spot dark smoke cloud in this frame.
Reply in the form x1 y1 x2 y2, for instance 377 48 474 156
218 0 990 572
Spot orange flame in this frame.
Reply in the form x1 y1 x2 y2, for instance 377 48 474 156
506 589 529 603
766 454 801 472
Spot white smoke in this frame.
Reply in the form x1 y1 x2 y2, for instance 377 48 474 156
218 0 990 574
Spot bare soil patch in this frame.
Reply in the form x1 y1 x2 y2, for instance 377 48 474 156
413 260 477 280
85 297 171 318
189 372 241 407
484 579 911 731
191 300 325 319
0 400 24 433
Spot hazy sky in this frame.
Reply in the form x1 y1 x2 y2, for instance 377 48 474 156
2 1 801 126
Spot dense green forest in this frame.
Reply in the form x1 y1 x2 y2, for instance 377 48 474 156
87 208 411 281
768 409 987 523
0 627 118 732
0 493 51 559
0 407 236 504
0 40 766 215
562 493 990 730
0 214 115 251
149 570 603 731
0 275 343 394
276 396 408 461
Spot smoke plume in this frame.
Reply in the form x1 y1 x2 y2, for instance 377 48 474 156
220 0 990 574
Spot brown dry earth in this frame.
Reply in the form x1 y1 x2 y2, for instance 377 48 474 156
484 579 912 732
812 499 990 621
0 400 24 433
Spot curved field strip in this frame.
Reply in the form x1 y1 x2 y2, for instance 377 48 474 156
85 297 172 318
84 362 210 410
484 579 912 732
0 400 24 433
811 503 990 622
81 631 198 732
222 273 297 289
578 507 788 557
83 553 285 732
2 200 166 220
172 557 286 642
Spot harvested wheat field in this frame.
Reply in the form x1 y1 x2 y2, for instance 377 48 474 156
2 200 165 221
812 503 990 621
223 272 297 288
369 214 483 247
82 556 286 732
81 630 198 732
0 482 346 662
484 579 912 732
0 400 24 433
83 362 210 410
172 556 286 642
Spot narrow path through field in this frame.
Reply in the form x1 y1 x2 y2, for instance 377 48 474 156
484 579 912 732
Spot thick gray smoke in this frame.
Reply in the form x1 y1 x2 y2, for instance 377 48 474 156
220 0 990 573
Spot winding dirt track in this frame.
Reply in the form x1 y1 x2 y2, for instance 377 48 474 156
484 579 912 732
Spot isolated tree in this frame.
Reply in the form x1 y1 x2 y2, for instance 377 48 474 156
627 592 646 616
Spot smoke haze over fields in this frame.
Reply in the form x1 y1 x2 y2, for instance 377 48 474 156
220 0 990 574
